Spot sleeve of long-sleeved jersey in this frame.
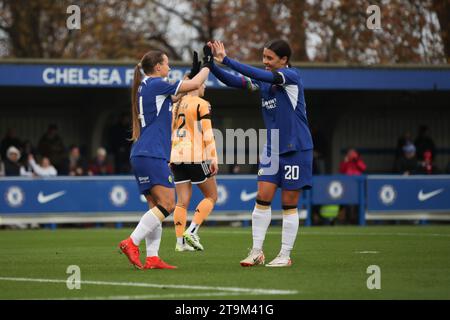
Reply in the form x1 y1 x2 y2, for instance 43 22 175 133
222 56 298 85
211 64 260 92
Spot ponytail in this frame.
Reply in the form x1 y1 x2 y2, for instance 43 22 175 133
130 64 142 142
129 50 166 142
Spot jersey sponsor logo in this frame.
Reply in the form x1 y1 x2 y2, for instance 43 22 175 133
138 176 150 184
37 191 66 204
240 190 258 202
5 186 25 207
417 189 444 202
262 98 277 110
168 175 173 183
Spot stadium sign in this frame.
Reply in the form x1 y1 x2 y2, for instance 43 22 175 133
1 63 449 90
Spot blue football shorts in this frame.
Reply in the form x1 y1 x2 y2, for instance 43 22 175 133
130 156 174 194
257 149 313 190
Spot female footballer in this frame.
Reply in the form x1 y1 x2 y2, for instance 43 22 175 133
170 62 218 252
118 49 213 270
209 40 313 267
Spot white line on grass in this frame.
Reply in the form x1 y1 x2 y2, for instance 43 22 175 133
208 230 450 237
0 276 297 296
354 251 379 254
46 292 252 300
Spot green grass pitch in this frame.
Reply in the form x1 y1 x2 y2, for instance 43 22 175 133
0 225 449 299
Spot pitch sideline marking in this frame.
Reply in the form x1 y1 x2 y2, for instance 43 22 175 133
208 230 450 237
45 292 253 300
0 276 298 296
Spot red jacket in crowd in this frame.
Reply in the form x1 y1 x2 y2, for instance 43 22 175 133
339 150 367 175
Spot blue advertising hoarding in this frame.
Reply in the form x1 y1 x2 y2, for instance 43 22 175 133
1 175 450 225
0 176 307 215
0 63 449 90
311 175 361 205
367 175 450 212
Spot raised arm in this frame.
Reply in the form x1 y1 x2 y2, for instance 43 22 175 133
210 41 284 85
211 64 257 90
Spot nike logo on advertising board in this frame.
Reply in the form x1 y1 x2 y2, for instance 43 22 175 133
417 189 444 202
240 190 258 202
37 191 66 204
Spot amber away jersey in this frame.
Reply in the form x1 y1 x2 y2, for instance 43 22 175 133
170 95 217 163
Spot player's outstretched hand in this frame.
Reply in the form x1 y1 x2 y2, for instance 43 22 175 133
188 51 201 79
202 44 214 70
210 41 226 63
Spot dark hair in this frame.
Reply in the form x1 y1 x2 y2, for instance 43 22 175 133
264 39 292 67
131 50 166 142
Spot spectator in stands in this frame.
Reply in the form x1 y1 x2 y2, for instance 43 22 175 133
394 143 419 175
0 128 22 160
27 154 57 177
107 113 132 174
338 148 366 225
38 124 66 172
416 150 439 174
88 147 114 175
4 146 31 176
61 145 87 176
394 131 413 166
339 148 366 176
414 125 436 161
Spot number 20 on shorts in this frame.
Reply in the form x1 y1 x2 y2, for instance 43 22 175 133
284 165 299 180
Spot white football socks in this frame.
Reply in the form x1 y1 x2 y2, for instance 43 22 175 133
130 209 161 246
252 205 272 251
281 210 299 257
145 223 162 257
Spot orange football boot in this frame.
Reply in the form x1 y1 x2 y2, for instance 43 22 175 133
118 237 143 270
144 256 177 269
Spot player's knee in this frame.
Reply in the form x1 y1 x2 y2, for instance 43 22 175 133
207 194 217 204
176 196 191 209
158 199 176 214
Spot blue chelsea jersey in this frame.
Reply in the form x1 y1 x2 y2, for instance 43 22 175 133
130 77 182 160
252 68 313 155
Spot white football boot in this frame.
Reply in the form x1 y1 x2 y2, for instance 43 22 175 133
265 253 292 267
175 241 196 252
240 248 265 267
183 232 204 251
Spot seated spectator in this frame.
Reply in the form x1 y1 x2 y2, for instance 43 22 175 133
414 125 436 161
28 154 57 177
88 147 114 176
1 128 22 160
4 146 32 176
416 150 439 174
339 148 366 175
38 124 66 172
394 143 419 175
60 145 87 176
338 148 366 225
